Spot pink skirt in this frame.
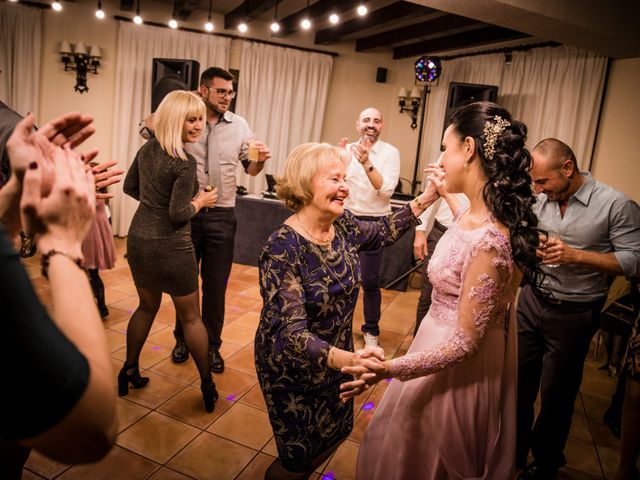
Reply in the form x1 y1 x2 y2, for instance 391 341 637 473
82 200 117 270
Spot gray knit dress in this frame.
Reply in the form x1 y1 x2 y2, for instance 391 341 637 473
124 138 199 296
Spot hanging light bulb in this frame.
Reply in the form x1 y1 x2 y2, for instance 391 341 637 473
133 0 142 24
300 0 311 30
51 1 62 11
204 0 214 31
329 12 339 24
95 0 105 19
357 4 368 16
168 0 177 29
270 0 280 33
238 22 248 33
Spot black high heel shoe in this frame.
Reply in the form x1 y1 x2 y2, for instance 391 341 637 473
118 364 149 396
201 377 218 413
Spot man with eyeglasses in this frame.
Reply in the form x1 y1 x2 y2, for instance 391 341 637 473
140 66 271 372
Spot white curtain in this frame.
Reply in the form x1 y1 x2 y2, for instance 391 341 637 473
235 41 333 194
420 46 607 181
0 3 41 117
110 22 230 236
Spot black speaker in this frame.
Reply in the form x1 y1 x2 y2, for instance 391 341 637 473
151 58 200 112
442 82 498 134
375 67 387 83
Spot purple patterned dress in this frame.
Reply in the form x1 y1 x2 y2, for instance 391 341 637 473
358 210 518 479
255 206 418 473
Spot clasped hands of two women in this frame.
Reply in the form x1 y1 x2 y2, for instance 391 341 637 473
339 346 390 402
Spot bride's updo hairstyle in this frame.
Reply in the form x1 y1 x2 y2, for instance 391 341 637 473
445 101 543 288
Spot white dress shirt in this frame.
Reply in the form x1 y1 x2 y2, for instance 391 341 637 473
344 139 400 216
416 193 469 233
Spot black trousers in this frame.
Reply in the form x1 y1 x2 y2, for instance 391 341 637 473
414 220 447 335
516 284 605 468
357 215 384 336
174 208 236 350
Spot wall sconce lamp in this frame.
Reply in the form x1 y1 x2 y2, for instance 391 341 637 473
60 41 101 94
398 86 421 129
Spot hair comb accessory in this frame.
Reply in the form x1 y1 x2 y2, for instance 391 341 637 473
483 115 511 160
493 181 499 188
520 220 528 227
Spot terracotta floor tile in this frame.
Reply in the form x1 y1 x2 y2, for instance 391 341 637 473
56 445 158 480
569 414 593 443
212 367 257 398
580 371 617 401
149 356 200 385
235 452 276 480
102 307 134 328
563 437 603 477
110 296 145 315
590 420 621 449
349 409 374 443
105 328 127 353
167 431 257 480
104 286 134 304
232 311 261 330
24 450 70 478
116 397 151 433
110 280 140 296
117 370 188 410
556 466 603 479
261 437 277 457
218 342 243 360
207 403 272 450
596 443 621 479
238 383 268 412
21 469 47 480
157 385 234 429
148 326 181 349
117 411 200 464
147 466 193 480
226 344 256 374
112 340 172 370
221 323 257 347
322 439 359 480
581 394 610 422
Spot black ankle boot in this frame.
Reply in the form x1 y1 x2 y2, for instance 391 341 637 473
118 364 149 396
201 377 218 413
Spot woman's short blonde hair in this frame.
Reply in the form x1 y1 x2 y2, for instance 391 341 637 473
154 90 206 160
276 142 347 211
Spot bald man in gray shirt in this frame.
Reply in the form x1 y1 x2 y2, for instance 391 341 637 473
516 138 640 479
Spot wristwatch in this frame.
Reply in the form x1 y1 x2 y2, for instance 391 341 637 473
366 164 374 172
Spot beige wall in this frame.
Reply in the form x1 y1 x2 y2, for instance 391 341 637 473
36 1 423 191
591 57 640 203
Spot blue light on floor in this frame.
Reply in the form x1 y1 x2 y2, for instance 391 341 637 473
362 401 375 411
226 394 237 401
321 472 336 479
151 346 161 350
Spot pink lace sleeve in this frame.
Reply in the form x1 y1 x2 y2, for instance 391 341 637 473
388 236 512 381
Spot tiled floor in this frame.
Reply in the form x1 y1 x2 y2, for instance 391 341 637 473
21 238 624 479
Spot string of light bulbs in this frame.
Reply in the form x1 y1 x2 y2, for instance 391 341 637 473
44 0 369 35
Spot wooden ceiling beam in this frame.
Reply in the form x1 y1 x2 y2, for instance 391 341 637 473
224 0 273 30
393 25 530 59
175 0 200 21
314 2 436 44
278 0 363 37
355 14 481 52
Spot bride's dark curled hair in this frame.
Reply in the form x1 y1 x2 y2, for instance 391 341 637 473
446 101 544 288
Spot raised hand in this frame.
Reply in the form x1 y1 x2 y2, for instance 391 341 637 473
20 145 96 257
87 157 125 199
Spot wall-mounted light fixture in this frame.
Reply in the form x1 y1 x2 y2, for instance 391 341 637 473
397 86 421 130
60 41 101 94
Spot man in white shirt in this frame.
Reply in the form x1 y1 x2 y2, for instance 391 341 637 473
413 193 469 335
344 107 400 348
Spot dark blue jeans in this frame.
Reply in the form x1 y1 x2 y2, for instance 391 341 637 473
174 207 236 350
357 215 384 336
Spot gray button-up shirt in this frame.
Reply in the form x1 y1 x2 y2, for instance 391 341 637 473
535 172 640 302
186 110 252 208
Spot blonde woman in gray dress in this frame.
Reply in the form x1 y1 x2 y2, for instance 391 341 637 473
121 91 219 412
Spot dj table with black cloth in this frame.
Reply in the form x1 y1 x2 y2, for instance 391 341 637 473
233 194 415 291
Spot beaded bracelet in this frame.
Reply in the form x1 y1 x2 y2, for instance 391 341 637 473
41 249 84 280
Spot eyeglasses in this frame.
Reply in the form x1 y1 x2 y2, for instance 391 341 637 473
207 87 236 99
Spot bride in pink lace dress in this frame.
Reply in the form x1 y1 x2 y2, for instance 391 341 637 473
341 102 545 479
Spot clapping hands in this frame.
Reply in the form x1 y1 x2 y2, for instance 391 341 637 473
339 346 390 402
